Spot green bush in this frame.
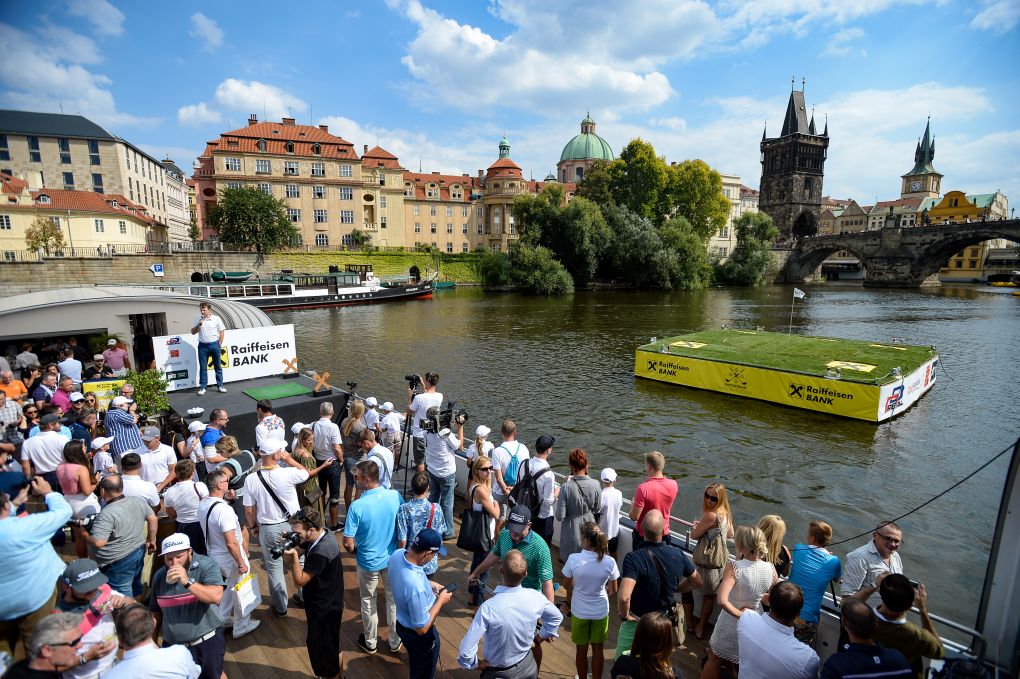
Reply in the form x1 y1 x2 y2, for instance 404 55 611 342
122 369 170 417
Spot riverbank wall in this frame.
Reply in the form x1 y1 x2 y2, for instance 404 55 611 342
0 250 482 295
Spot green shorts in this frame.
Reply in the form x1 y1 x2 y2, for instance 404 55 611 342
571 614 609 645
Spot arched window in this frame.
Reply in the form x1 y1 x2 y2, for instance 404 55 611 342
285 141 295 154
257 139 267 152
312 144 321 155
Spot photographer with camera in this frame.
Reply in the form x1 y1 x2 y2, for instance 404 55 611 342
0 476 72 658
283 507 346 679
405 373 442 474
423 406 464 542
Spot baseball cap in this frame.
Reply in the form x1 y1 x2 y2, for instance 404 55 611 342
475 424 491 439
535 434 555 452
506 505 532 532
93 354 104 361
110 395 130 407
107 339 117 346
259 438 287 455
365 396 378 407
380 401 393 412
410 528 448 556
160 533 191 556
63 559 107 594
40 413 61 425
600 468 617 483
90 435 115 450
188 421 207 433
140 426 160 441
290 421 305 434
69 392 85 402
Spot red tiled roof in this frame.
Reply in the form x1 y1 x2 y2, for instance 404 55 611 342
1 172 28 194
487 158 522 171
362 146 402 170
739 184 759 197
202 120 357 160
402 172 477 202
872 197 924 210
15 189 158 224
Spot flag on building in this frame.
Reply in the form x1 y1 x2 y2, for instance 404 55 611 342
793 288 806 299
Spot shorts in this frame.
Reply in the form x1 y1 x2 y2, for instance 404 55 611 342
493 496 510 522
571 614 609 645
344 455 363 487
317 459 341 504
306 611 343 678
793 618 818 647
412 436 426 467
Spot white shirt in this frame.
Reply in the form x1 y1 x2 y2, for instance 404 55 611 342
185 434 205 466
243 466 308 524
366 443 395 489
163 481 210 523
490 440 530 497
93 451 117 478
598 486 623 539
409 391 442 437
457 584 562 670
101 641 201 679
311 417 342 462
122 474 160 508
380 410 405 435
15 350 38 369
737 610 820 679
423 429 459 478
466 439 494 463
20 430 67 473
562 549 620 619
194 314 225 344
526 457 556 518
58 357 83 383
198 497 242 563
255 414 286 449
363 408 380 431
841 540 904 607
133 442 176 485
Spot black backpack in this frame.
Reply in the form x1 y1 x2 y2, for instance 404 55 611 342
931 660 989 679
508 459 551 516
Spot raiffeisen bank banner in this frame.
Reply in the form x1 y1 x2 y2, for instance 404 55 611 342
153 325 297 391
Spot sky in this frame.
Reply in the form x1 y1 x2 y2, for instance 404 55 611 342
2 0 1019 207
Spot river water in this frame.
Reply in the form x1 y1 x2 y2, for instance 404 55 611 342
268 284 1019 628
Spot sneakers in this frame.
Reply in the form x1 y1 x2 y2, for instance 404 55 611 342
389 640 403 653
271 608 287 619
197 388 206 395
357 633 377 655
232 619 261 639
329 523 344 533
289 593 305 609
217 385 227 393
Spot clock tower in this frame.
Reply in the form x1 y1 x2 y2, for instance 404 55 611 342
900 118 942 199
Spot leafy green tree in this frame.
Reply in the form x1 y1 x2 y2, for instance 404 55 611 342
513 192 559 248
349 228 370 249
188 216 201 242
509 243 574 295
659 216 714 290
474 249 511 287
715 212 780 286
575 160 615 210
547 197 610 287
25 216 66 254
666 160 733 242
206 186 298 263
601 205 669 287
609 139 670 222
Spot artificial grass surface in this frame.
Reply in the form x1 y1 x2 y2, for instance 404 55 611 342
638 330 936 385
242 382 311 400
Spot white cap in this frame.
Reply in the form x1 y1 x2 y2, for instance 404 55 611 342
93 354 103 361
107 339 117 346
475 424 491 439
159 533 191 555
69 392 85 402
90 436 115 450
110 395 130 407
600 468 617 483
365 396 378 407
291 422 305 434
188 421 207 433
380 401 394 412
259 438 287 455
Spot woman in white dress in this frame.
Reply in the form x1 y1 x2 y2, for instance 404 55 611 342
701 525 779 679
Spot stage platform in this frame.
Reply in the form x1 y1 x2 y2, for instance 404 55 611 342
167 374 349 451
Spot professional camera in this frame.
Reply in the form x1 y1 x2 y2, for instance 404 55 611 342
422 403 468 434
68 512 98 532
2 423 23 446
270 531 302 559
405 374 422 391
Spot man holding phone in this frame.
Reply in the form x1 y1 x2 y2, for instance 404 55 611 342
388 528 454 679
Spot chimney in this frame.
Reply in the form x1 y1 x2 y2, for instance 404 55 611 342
364 144 368 154
478 170 483 178
247 114 258 126
432 171 440 175
318 124 328 132
281 117 295 126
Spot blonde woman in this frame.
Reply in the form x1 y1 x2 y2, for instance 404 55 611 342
340 399 366 508
757 514 792 577
688 482 734 639
701 526 779 679
466 453 500 606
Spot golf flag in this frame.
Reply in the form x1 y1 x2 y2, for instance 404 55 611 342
793 288 806 299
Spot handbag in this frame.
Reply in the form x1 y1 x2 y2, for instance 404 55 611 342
233 571 260 617
648 550 686 646
457 485 493 553
693 526 728 569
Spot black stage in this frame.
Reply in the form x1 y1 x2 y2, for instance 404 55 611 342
166 374 349 452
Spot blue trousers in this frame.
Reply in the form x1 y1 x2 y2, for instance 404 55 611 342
427 471 456 540
100 545 144 598
397 622 440 679
197 341 223 389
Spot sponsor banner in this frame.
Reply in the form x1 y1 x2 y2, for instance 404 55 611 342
153 325 297 392
635 350 881 421
82 379 127 412
876 356 938 422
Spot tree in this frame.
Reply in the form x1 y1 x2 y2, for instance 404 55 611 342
575 160 615 210
715 212 780 286
188 216 201 242
600 205 670 287
25 216 66 254
659 216 714 290
666 160 732 242
475 248 511 287
349 228 370 249
508 243 574 295
513 192 610 288
206 186 298 263
609 139 670 222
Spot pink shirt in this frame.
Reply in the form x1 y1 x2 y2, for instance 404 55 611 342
103 347 128 370
633 476 679 536
50 389 72 413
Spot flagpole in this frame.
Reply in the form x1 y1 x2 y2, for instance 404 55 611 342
789 293 795 334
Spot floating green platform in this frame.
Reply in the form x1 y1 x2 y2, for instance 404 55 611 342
635 329 939 422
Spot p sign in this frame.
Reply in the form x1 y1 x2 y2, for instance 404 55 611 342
149 263 165 277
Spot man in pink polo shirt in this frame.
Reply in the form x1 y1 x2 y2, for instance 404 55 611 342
628 451 679 548
50 376 75 413
102 339 131 377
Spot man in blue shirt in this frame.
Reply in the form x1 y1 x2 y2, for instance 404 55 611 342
342 458 402 655
389 529 454 679
0 477 72 657
789 519 843 647
821 599 911 679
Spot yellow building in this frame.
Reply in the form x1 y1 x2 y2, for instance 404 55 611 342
1 172 155 258
402 170 478 253
924 190 1012 281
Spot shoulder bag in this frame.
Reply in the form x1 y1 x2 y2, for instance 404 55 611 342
647 548 686 646
256 469 293 521
693 525 729 569
457 484 493 553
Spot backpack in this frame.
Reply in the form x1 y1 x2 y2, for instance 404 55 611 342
500 442 525 485
931 660 989 679
508 459 551 516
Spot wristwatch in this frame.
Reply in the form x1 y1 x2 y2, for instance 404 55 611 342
183 578 196 589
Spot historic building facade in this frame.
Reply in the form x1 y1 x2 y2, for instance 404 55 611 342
557 114 614 184
160 158 190 243
900 119 942 199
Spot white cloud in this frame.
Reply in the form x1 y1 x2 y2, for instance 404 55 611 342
189 13 224 52
970 1 1020 34
67 0 125 37
39 23 103 65
211 79 307 121
138 144 204 171
820 27 866 57
177 102 221 126
650 116 688 131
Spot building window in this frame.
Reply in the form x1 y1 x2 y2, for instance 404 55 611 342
414 222 421 233
477 206 483 218
257 183 272 195
426 185 438 199
28 136 41 162
340 210 354 224
62 172 74 189
719 227 729 239
257 139 267 152
447 223 453 233
311 162 325 177
286 184 300 198
462 206 468 218
119 220 127 234
284 161 298 175
92 173 104 193
446 242 453 253
452 186 462 199
720 246 728 257
430 205 437 216
49 216 60 228
477 223 483 234
255 159 271 174
462 223 468 234
225 157 241 171
285 141 295 154
380 216 387 229
970 248 979 257
226 181 242 190
313 209 328 223
315 233 328 246
380 196 387 208
379 174 386 186
339 164 352 177
412 205 420 216
0 215 10 230
287 208 301 223
404 183 414 197
969 260 977 268
462 243 468 252
339 186 353 200
312 144 321 155
575 167 584 181
429 223 436 234
88 140 100 165
313 185 326 199
0 134 8 161
59 138 71 164
94 219 104 233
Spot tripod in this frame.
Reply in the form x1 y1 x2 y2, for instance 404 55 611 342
399 389 419 497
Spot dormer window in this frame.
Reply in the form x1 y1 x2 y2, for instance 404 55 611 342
312 144 321 155
286 141 295 154
257 139 267 152
110 200 118 208
37 193 50 204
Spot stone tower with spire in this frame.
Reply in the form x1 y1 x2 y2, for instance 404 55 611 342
759 80 829 239
900 118 942 199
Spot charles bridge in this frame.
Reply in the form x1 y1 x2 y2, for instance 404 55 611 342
783 219 1020 287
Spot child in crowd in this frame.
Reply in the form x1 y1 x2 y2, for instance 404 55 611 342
90 436 117 478
598 468 623 556
186 421 207 470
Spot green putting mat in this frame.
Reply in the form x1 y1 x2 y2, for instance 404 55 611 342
242 382 312 400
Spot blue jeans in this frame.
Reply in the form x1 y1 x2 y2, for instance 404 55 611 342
100 545 144 598
197 341 223 389
427 471 456 540
397 622 440 679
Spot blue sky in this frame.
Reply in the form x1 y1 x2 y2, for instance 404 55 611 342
3 0 1019 207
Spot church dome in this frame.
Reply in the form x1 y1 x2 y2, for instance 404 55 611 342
559 114 614 163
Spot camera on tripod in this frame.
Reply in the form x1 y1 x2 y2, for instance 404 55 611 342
270 531 302 559
422 403 468 434
405 374 423 391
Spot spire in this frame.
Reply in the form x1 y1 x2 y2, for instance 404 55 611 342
808 108 817 135
904 118 938 177
781 89 810 136
762 122 767 141
822 115 828 137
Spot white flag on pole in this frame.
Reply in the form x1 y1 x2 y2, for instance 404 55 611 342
793 288 806 299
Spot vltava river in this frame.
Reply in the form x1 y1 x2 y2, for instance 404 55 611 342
269 284 1019 628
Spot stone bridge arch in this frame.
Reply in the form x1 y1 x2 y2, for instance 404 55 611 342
909 227 1020 282
785 240 871 281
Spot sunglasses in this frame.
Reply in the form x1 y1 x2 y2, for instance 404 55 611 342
26 410 38 415
704 493 719 502
477 467 492 472
51 635 83 648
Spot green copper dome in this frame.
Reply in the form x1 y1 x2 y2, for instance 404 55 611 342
559 114 614 163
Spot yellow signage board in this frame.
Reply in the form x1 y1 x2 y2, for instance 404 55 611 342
82 379 127 412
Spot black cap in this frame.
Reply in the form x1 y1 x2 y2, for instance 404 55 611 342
535 434 555 452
